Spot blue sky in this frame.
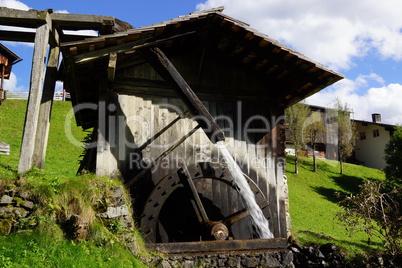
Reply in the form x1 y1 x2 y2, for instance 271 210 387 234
2 0 402 124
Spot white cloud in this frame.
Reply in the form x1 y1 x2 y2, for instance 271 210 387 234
306 79 402 125
4 72 27 92
197 0 402 71
0 0 29 10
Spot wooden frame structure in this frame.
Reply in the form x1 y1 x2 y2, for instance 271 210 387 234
0 7 116 173
59 7 343 242
0 6 343 243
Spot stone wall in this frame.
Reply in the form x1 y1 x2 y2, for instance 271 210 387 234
144 250 294 268
0 179 37 235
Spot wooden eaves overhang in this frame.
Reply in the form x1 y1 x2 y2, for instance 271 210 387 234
60 7 344 128
0 43 22 79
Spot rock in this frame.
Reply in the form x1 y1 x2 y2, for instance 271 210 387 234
218 258 226 267
227 257 240 267
261 253 281 268
182 260 195 268
15 177 27 186
18 191 32 200
241 256 259 267
65 215 88 241
110 186 126 206
0 207 28 218
281 251 294 266
157 260 171 268
21 201 34 210
0 218 12 236
98 205 129 219
0 195 13 205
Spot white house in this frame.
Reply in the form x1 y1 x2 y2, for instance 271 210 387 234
353 114 395 170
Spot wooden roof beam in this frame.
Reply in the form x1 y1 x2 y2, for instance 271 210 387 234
0 7 47 28
0 7 114 33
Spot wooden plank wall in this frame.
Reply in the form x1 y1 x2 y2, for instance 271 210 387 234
105 93 288 238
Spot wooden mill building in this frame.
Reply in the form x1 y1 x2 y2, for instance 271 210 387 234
0 7 342 247
60 7 343 243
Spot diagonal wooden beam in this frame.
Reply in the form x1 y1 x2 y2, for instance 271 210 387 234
18 13 52 174
139 47 225 143
32 28 61 169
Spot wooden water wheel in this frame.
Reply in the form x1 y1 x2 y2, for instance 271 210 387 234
140 162 269 243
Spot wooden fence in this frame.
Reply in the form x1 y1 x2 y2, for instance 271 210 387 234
0 140 10 155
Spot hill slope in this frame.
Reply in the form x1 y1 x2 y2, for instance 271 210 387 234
0 100 387 261
286 155 385 256
0 100 87 177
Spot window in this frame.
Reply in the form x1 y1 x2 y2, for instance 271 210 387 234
360 132 366 140
373 129 380 138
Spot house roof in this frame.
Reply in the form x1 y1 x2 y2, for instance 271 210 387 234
61 7 343 127
353 119 396 132
0 43 21 64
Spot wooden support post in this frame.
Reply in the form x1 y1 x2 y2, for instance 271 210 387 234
96 84 118 177
107 52 117 82
32 28 60 168
18 15 51 174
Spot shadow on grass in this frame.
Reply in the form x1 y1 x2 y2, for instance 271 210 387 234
298 230 382 252
331 174 364 194
312 174 365 203
0 163 18 177
311 186 344 203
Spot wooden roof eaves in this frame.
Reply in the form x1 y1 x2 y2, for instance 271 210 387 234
60 8 343 82
0 43 21 63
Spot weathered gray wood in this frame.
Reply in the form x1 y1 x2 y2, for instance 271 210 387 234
108 52 117 82
71 31 196 65
0 140 10 155
0 7 114 31
32 29 60 169
18 19 51 174
96 89 119 177
139 47 225 144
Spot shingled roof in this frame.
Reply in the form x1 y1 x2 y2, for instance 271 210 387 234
61 7 343 127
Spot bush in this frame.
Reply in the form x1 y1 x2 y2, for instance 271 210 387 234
337 181 402 261
385 126 402 186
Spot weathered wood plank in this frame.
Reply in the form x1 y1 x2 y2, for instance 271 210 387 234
18 19 50 174
32 29 60 169
107 52 117 82
0 7 114 31
96 90 119 177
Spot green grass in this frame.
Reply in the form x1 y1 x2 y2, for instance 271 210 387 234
0 100 88 178
0 100 391 264
0 100 147 267
286 155 386 258
0 227 144 268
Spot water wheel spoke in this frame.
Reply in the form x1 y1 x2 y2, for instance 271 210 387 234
222 200 269 226
177 166 209 224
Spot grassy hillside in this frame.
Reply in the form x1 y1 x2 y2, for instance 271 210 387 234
286 155 386 257
0 100 88 178
0 100 146 267
0 100 388 264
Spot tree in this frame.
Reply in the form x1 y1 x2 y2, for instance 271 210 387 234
337 181 402 262
303 111 326 172
285 102 310 174
384 126 402 186
333 99 356 174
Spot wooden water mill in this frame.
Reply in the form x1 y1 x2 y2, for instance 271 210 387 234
0 6 343 252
